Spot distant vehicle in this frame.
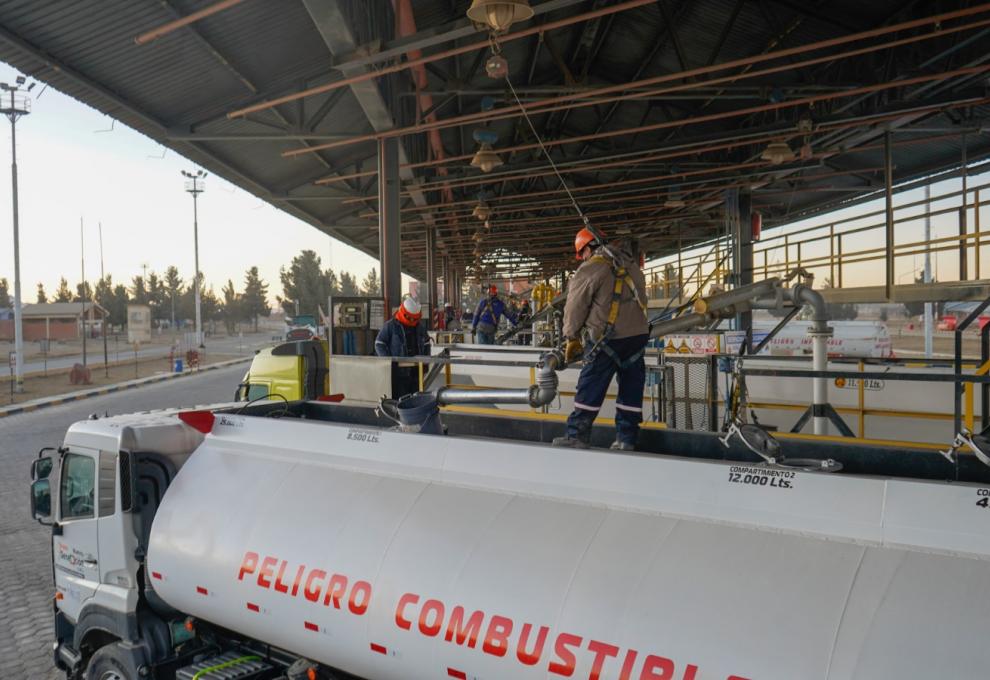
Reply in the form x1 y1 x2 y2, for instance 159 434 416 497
235 339 329 402
286 326 317 341
937 315 958 331
285 313 319 340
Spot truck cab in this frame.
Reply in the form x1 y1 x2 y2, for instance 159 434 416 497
235 339 329 403
29 413 206 679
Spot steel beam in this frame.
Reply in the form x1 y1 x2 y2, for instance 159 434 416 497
303 0 433 247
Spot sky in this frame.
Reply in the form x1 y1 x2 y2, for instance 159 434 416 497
0 62 388 307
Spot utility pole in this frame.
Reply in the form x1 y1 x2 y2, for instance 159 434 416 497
1 76 34 392
80 217 87 367
99 222 108 376
181 170 207 347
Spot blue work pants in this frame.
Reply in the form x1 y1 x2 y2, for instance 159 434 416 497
565 334 648 446
476 330 495 344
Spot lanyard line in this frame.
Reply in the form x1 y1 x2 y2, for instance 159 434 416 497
503 72 591 230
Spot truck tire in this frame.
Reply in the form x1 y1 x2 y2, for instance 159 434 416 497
84 642 140 680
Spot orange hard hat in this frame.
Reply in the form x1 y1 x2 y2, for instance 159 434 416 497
395 297 422 327
488 285 498 296
574 227 601 259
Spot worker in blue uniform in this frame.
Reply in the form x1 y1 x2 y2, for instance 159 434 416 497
375 298 431 396
471 285 517 344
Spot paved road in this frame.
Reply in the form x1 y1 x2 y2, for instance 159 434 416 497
0 365 246 680
18 333 274 374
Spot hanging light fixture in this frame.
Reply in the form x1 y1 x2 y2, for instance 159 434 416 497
485 54 509 79
471 143 503 173
761 141 795 165
467 0 534 33
472 202 492 221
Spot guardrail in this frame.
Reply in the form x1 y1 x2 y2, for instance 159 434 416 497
646 179 988 301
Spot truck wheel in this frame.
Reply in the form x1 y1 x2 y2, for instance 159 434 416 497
85 642 140 680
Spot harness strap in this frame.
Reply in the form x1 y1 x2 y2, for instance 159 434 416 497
585 255 647 360
600 343 645 370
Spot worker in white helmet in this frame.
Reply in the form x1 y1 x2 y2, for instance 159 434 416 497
375 297 431 396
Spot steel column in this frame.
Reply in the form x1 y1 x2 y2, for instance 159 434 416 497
884 130 894 300
736 190 754 349
378 137 402 317
425 227 437 326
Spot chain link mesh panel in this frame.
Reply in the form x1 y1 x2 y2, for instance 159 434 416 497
662 355 715 431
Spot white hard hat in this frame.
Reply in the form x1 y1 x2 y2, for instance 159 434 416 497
402 297 422 315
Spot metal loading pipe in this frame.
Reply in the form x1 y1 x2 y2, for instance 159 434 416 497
436 350 562 408
794 285 832 436
752 285 833 435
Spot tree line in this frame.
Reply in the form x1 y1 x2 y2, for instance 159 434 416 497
1 250 383 333
276 250 381 320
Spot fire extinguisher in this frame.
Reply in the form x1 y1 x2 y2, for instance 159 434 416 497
751 211 762 241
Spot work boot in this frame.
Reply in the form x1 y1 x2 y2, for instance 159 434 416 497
610 440 635 451
552 436 589 449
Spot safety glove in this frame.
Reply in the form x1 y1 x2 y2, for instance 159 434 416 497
564 337 584 364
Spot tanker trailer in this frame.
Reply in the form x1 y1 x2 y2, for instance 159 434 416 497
29 394 990 680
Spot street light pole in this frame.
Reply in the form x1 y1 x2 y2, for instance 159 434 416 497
1 78 32 392
182 170 207 348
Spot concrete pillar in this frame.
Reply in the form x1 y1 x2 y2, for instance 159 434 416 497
378 137 401 319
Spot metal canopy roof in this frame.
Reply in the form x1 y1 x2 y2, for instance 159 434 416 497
1 0 988 283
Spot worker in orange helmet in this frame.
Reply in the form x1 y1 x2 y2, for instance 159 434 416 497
471 284 517 344
376 297 431 396
553 226 649 450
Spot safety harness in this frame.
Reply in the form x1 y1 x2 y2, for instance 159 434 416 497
583 250 648 368
478 297 497 328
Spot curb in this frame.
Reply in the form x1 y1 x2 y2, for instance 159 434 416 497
0 357 251 419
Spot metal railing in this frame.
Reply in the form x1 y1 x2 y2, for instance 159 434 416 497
646 179 988 301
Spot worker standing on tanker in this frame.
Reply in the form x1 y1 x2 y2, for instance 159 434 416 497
376 297 431 396
472 285 517 344
553 228 649 450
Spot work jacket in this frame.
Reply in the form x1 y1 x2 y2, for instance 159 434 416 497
472 296 517 333
563 240 648 342
374 318 430 357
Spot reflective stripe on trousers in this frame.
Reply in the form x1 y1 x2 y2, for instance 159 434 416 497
565 334 648 446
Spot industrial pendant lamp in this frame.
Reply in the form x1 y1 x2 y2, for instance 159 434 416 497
472 202 492 220
761 141 795 165
471 143 503 173
467 0 534 33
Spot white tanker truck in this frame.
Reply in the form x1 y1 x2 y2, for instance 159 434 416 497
28 279 990 680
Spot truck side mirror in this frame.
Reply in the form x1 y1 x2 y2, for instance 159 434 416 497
31 478 53 524
31 456 53 481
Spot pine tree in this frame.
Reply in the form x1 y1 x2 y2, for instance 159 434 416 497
147 272 166 324
221 279 241 334
279 250 331 317
73 281 93 303
54 277 73 302
36 282 47 304
361 268 381 297
164 266 183 328
242 266 270 332
130 276 149 305
111 284 130 327
339 271 359 296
